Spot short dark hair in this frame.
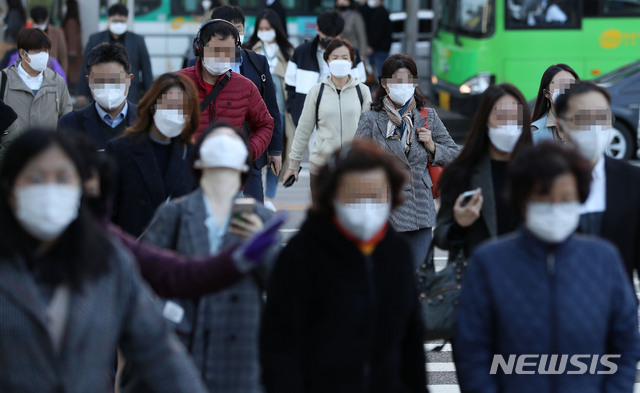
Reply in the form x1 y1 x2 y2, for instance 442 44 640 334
85 42 131 75
30 5 49 23
314 140 407 216
508 141 592 213
555 80 611 121
199 20 239 51
191 121 252 186
108 4 128 17
317 10 344 37
372 54 429 111
210 5 245 26
531 63 580 122
16 27 51 52
323 38 355 63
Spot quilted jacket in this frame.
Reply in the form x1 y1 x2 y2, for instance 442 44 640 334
177 64 273 160
454 228 640 393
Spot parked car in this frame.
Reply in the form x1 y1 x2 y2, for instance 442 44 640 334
594 60 640 160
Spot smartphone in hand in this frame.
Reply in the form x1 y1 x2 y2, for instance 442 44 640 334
283 166 302 188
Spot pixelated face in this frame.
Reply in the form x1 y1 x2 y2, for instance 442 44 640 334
336 0 351 7
558 91 613 132
335 168 390 205
87 62 131 89
546 70 576 101
156 87 188 115
327 45 351 63
203 34 238 62
381 68 419 89
488 94 523 128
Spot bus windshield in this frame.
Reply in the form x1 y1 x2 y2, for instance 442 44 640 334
439 0 494 37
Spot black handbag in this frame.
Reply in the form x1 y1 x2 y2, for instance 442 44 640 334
417 245 467 341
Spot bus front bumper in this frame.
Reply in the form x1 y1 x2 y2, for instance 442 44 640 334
432 80 483 119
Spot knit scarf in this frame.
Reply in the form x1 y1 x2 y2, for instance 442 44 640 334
383 96 416 154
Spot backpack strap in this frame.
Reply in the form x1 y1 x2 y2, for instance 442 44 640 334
244 49 266 98
315 83 325 128
355 84 364 107
0 71 7 101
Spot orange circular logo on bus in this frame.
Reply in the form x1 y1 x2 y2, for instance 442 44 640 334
171 16 186 30
599 29 622 49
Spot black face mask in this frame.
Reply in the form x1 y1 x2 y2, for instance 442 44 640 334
319 37 332 49
337 5 349 11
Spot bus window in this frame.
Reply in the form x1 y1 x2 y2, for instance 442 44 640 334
603 0 640 15
505 0 579 29
439 0 494 37
172 0 201 15
135 0 162 16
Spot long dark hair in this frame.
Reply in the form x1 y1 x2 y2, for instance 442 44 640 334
0 130 112 290
531 63 579 122
437 83 533 206
371 54 429 111
62 0 81 28
244 9 293 62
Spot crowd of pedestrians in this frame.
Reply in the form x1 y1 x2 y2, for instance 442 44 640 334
1 2 639 393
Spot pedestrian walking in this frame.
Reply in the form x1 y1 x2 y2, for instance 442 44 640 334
355 53 459 268
530 63 579 143
359 0 392 77
434 84 532 264
336 0 368 61
261 141 427 393
454 141 640 393
105 73 199 237
283 38 371 202
30 6 69 75
0 129 209 393
61 0 83 93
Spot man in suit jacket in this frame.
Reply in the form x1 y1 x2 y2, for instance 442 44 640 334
187 5 283 203
76 4 152 105
555 80 640 283
58 42 137 150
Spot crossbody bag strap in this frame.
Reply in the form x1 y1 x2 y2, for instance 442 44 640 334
200 70 231 113
315 83 325 128
244 49 266 98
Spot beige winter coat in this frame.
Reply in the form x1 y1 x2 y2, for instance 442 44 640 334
2 63 72 131
288 75 371 174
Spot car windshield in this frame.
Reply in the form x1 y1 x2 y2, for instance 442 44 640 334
439 0 494 37
594 61 640 87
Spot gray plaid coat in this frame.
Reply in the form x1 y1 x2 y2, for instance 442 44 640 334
138 188 275 393
0 243 208 393
355 107 460 231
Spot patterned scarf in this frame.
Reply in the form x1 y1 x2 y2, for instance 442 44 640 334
383 96 417 154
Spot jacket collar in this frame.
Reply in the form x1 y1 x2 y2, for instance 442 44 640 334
517 226 576 261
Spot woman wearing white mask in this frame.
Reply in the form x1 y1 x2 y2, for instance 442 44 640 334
0 129 211 393
283 38 372 202
261 141 427 393
454 142 640 393
2 28 72 132
530 63 579 144
123 122 278 393
434 84 532 268
245 10 295 210
356 53 458 268
105 73 200 237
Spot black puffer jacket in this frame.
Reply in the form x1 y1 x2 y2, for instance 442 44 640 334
260 211 427 393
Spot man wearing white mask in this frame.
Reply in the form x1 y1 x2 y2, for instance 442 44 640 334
77 4 152 105
58 43 135 151
555 80 640 283
2 28 72 131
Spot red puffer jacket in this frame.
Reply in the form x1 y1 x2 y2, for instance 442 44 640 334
177 63 273 160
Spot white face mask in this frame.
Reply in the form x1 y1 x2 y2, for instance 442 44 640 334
329 59 352 78
387 83 415 106
568 126 612 162
551 90 561 104
526 201 580 244
239 34 245 44
257 29 276 44
196 134 249 171
201 0 212 10
14 184 81 241
91 83 127 110
334 199 391 242
203 57 232 76
367 0 378 7
25 51 49 73
154 109 186 138
488 124 522 153
109 22 128 36
34 22 48 31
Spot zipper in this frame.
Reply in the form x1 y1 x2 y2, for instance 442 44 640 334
363 255 377 393
547 250 557 393
338 89 343 148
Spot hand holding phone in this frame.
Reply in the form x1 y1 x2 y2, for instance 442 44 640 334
454 188 483 227
283 166 302 188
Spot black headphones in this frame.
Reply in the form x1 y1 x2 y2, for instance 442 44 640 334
192 19 242 57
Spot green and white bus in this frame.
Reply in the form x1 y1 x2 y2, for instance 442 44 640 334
431 0 640 116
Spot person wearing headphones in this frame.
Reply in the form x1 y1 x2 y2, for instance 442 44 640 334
178 19 274 165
